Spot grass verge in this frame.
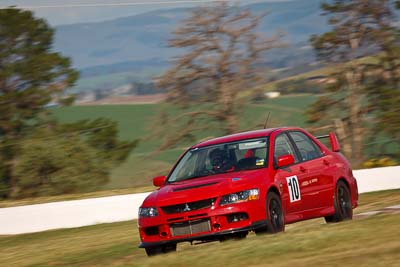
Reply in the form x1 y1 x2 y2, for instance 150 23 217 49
0 189 399 266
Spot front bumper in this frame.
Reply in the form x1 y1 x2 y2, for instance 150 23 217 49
139 220 268 248
138 200 266 248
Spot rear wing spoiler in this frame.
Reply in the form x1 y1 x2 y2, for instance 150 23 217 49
315 132 341 152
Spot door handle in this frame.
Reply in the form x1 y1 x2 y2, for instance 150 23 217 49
300 166 307 172
323 159 330 166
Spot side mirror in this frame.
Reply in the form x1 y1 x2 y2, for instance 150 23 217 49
277 154 295 168
329 132 341 152
153 175 166 187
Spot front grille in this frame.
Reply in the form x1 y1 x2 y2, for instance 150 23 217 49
170 219 211 237
161 198 216 214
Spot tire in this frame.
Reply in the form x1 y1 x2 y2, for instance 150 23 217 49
145 243 177 257
325 180 353 223
255 192 284 234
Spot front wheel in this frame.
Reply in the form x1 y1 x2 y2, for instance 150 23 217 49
325 180 353 223
145 243 177 257
255 192 284 234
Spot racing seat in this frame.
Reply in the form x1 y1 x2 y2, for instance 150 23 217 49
236 157 259 170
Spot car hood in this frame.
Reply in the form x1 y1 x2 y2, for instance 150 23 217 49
142 169 268 207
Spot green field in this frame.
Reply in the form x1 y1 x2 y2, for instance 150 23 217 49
52 94 317 190
1 189 399 267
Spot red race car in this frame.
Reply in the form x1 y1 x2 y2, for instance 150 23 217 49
138 127 358 256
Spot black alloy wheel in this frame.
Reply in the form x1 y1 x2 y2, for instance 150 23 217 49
325 180 353 223
255 192 285 234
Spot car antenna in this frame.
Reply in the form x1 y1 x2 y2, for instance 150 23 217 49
263 112 271 129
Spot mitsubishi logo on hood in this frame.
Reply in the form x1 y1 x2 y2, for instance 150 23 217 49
183 203 191 212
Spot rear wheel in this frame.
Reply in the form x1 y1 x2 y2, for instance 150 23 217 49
255 192 284 234
325 180 353 223
145 243 177 257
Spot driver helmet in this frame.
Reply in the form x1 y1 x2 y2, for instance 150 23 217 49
209 148 226 171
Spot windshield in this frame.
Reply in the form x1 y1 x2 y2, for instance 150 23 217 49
168 138 268 183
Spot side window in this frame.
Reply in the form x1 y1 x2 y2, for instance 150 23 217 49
274 134 299 164
289 131 323 161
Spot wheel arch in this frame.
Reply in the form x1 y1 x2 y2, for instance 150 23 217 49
337 177 350 191
267 185 281 198
326 176 354 223
336 176 358 208
266 185 283 216
263 185 282 219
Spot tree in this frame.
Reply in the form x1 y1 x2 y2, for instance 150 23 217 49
364 1 400 144
307 0 399 165
0 8 137 198
0 8 79 197
155 3 280 150
58 118 137 165
0 8 78 136
14 130 107 197
11 119 138 198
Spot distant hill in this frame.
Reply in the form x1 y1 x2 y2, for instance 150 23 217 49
54 7 188 69
79 59 169 79
54 0 326 68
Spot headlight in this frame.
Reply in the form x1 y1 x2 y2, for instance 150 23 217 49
139 207 159 218
220 189 259 206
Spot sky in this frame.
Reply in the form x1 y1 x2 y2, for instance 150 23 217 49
0 0 297 25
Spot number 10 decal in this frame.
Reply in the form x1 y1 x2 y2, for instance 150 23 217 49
286 175 301 203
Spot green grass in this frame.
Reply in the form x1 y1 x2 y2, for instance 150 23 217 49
355 189 400 213
51 104 160 143
0 189 399 267
243 94 318 128
51 94 317 190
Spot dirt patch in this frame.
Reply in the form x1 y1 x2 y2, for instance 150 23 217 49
355 204 400 219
